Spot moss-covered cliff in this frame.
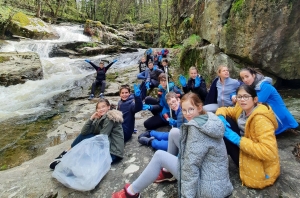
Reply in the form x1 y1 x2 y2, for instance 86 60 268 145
169 0 300 81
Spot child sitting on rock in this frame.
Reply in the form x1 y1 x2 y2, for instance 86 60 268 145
138 92 187 151
117 84 143 142
49 98 124 170
143 73 182 130
137 56 148 79
85 59 117 100
179 66 208 102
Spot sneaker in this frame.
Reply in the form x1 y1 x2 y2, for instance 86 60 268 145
133 128 138 134
99 93 104 98
55 150 67 159
137 130 151 139
112 183 140 198
88 94 94 100
154 169 177 183
49 159 61 170
138 137 154 146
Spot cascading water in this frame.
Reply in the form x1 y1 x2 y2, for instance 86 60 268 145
0 24 145 123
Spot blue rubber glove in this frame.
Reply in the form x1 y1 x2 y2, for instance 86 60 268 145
195 76 201 88
145 81 150 90
142 104 152 110
218 115 231 128
134 84 140 97
179 75 187 87
224 127 241 147
112 59 118 63
153 65 157 71
168 118 177 127
85 59 91 63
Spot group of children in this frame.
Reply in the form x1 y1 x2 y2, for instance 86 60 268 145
49 49 298 197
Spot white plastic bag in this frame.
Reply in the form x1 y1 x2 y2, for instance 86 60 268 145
52 134 112 191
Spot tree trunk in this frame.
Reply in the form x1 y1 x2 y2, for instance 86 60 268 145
158 0 162 45
36 0 42 18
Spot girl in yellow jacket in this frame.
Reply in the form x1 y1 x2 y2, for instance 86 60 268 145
216 84 280 189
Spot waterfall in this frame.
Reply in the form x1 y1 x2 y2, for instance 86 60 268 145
0 24 145 122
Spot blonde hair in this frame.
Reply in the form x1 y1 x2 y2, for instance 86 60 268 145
216 65 228 74
180 92 206 115
165 92 179 101
189 66 198 73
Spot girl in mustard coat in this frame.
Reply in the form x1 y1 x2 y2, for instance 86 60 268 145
216 84 280 189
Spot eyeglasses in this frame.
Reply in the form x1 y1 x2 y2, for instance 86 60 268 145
236 95 252 101
182 108 195 115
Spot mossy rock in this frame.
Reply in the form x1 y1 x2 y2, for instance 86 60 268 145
7 12 59 40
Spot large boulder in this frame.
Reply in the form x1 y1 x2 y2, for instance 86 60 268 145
6 12 59 40
0 52 43 86
169 0 300 80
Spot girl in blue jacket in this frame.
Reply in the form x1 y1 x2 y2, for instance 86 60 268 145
240 67 298 134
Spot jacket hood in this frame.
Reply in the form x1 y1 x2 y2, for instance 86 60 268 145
107 109 123 123
255 76 272 90
123 94 134 102
186 112 225 139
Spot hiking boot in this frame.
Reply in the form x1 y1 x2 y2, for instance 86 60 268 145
154 169 177 183
88 94 94 100
99 93 104 98
49 159 61 170
138 130 151 139
112 183 140 198
138 137 154 146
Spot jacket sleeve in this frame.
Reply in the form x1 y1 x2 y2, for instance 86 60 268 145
257 83 276 103
130 94 143 113
215 104 239 120
80 119 94 135
239 114 278 161
194 78 208 100
182 85 190 94
105 62 114 72
87 62 99 71
181 126 208 198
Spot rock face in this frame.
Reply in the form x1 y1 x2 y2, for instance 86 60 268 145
170 0 300 81
0 52 43 86
6 12 59 40
84 20 154 48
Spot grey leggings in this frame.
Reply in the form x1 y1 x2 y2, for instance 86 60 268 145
131 128 180 193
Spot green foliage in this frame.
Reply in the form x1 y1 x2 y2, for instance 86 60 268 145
182 34 201 48
12 12 31 27
232 0 244 13
77 42 98 48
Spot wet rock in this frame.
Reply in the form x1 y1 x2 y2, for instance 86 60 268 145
0 52 43 86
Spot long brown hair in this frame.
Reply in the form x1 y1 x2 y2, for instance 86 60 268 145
180 92 206 115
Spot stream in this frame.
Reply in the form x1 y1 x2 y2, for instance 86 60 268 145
0 24 145 170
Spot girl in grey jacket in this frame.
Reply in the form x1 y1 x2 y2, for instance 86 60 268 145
112 92 232 198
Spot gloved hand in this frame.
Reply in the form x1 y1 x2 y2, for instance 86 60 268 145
195 76 201 88
112 59 118 63
224 127 241 147
142 104 152 110
145 81 150 90
168 118 177 127
153 65 157 71
179 75 187 87
85 59 91 63
134 84 140 97
218 115 230 128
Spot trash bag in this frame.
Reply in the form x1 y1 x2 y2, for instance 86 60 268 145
52 134 112 191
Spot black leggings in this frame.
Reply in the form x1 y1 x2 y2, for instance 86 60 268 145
224 117 240 166
144 114 168 130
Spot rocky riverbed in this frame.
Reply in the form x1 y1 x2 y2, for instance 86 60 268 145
0 65 300 198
